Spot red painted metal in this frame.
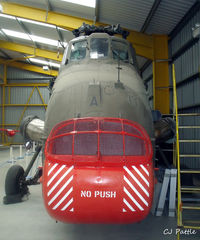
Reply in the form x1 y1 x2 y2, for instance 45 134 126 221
43 117 154 223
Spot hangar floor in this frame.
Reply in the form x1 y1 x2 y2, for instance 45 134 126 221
0 147 199 240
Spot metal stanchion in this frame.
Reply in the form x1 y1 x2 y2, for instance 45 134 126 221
19 145 23 159
9 146 14 165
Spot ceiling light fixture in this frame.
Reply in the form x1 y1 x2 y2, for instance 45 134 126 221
60 0 95 8
30 58 60 68
2 28 65 47
18 17 56 28
0 13 66 30
2 29 30 40
0 13 15 19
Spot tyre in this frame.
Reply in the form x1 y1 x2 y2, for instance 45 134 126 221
5 165 26 196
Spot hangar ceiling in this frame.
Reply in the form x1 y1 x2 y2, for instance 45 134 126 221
0 0 198 75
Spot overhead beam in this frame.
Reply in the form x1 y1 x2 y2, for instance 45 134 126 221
3 83 48 87
0 40 62 62
0 58 58 76
140 59 152 73
0 2 154 59
0 49 11 59
94 0 100 23
0 2 95 30
140 0 162 33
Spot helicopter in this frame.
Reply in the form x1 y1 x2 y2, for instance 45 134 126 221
3 24 166 224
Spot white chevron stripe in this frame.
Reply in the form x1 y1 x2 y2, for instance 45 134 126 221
48 163 58 176
52 187 73 210
124 166 149 197
123 208 127 212
48 175 73 206
47 165 66 186
48 166 74 196
61 198 73 211
132 166 149 187
124 187 144 211
70 208 74 212
124 176 148 206
123 198 135 212
140 164 149 176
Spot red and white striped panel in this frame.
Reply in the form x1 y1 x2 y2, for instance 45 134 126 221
122 164 150 213
47 163 74 212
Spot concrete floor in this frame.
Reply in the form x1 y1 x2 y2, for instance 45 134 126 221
0 147 199 240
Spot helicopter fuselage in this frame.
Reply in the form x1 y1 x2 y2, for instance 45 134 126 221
43 33 154 224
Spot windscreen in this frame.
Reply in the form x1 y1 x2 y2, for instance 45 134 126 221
112 40 129 61
90 38 109 59
70 40 87 61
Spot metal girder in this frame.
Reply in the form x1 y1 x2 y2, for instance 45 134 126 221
94 0 100 23
0 55 34 64
0 49 11 59
1 65 7 144
16 18 39 49
140 0 162 33
1 104 48 107
3 83 48 87
153 35 169 114
0 2 154 59
0 59 58 76
0 40 63 62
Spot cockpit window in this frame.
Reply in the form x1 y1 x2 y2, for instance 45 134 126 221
70 40 87 61
112 40 129 61
90 38 108 59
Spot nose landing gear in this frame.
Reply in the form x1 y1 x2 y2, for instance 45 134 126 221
3 145 42 204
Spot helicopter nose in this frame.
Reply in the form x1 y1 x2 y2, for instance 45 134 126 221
43 161 153 223
43 117 154 223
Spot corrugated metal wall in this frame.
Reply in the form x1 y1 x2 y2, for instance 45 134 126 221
141 7 200 169
0 67 50 144
169 8 200 169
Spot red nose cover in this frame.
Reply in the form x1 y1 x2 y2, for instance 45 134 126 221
43 118 154 223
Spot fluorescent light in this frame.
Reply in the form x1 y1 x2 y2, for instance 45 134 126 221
49 62 60 68
0 13 58 29
31 35 58 46
60 0 95 8
2 28 65 47
0 13 69 32
0 13 15 19
30 58 60 68
58 27 70 32
30 58 48 65
18 18 56 29
2 29 30 40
